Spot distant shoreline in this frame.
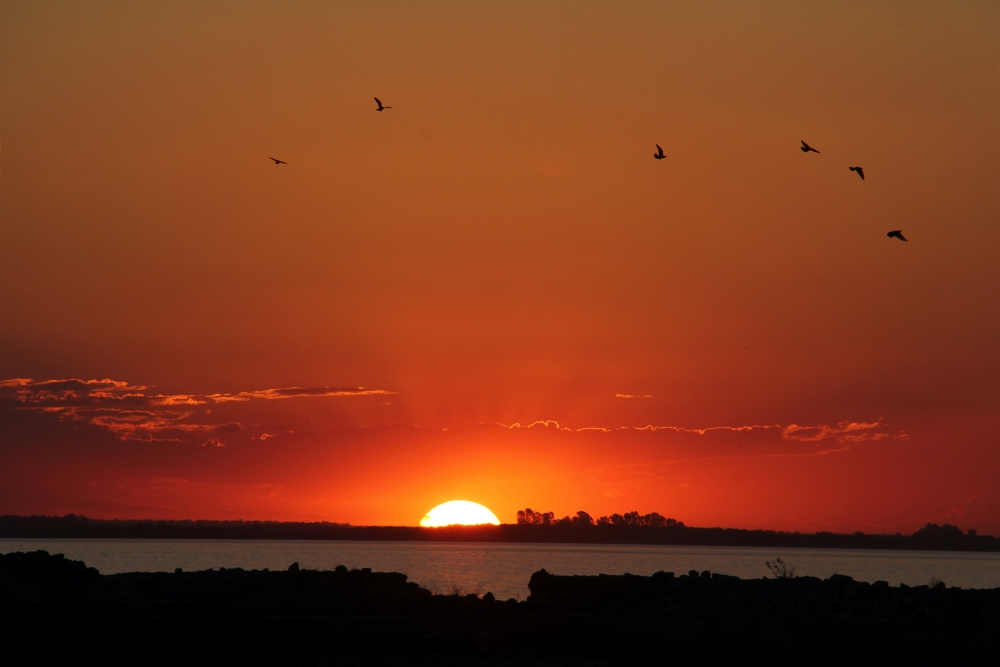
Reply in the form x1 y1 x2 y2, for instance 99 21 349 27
2 514 997 553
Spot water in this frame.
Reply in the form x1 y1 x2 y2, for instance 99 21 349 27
3 538 1000 601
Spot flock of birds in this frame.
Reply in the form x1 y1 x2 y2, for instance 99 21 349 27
797 140 906 241
269 98 909 243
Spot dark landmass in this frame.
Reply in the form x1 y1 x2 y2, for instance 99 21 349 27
2 550 999 665
2 513 998 553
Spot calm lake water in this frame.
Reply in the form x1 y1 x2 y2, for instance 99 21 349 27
3 539 1000 601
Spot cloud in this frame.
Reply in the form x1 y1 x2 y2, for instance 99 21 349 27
491 419 902 456
633 424 782 435
942 493 986 522
782 422 895 444
615 394 654 399
498 420 573 431
1 378 154 408
0 378 35 387
2 377 393 445
200 438 225 448
154 395 208 406
212 422 243 433
206 387 394 402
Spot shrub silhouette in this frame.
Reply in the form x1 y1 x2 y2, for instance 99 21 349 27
765 557 796 578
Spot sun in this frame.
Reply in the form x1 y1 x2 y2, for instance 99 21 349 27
419 500 501 527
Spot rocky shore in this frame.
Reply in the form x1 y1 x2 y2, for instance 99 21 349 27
2 550 998 665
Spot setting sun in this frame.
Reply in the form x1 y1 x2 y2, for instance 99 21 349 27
419 500 501 527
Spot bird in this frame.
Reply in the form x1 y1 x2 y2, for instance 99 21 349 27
374 97 392 112
268 157 287 165
653 144 666 160
849 166 865 180
887 230 907 242
800 140 820 153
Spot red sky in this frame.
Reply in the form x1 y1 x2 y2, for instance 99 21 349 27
1 1 999 533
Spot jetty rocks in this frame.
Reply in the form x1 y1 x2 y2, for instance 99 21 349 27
3 551 1000 665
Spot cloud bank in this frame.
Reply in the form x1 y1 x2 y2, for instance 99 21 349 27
1 377 394 444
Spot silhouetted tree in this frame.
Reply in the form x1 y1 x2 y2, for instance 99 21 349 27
914 523 967 545
516 508 554 525
594 511 684 528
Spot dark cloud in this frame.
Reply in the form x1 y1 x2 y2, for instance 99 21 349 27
212 422 243 433
2 377 392 444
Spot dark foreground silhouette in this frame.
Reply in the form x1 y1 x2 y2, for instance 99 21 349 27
2 550 999 666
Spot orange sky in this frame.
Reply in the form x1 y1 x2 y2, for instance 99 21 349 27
1 1 999 533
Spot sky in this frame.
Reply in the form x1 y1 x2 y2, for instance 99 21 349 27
1 1 999 533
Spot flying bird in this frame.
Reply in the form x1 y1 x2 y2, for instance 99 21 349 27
887 230 907 242
849 166 865 180
653 144 666 160
268 157 287 165
374 97 392 112
800 140 820 153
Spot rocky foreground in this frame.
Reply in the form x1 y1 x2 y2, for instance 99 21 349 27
1 550 998 665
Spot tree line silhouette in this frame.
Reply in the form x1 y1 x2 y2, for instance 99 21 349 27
516 508 684 528
1 513 996 552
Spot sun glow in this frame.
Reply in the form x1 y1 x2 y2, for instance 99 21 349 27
419 500 501 527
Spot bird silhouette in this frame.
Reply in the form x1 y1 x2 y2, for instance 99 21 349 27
849 166 865 180
800 140 820 153
653 144 666 160
887 230 907 242
374 97 392 112
268 157 287 165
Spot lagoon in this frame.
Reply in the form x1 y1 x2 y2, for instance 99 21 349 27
4 538 1000 600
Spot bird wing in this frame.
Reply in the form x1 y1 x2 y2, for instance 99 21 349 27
374 97 382 108
858 168 864 179
801 140 809 148
656 144 663 155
